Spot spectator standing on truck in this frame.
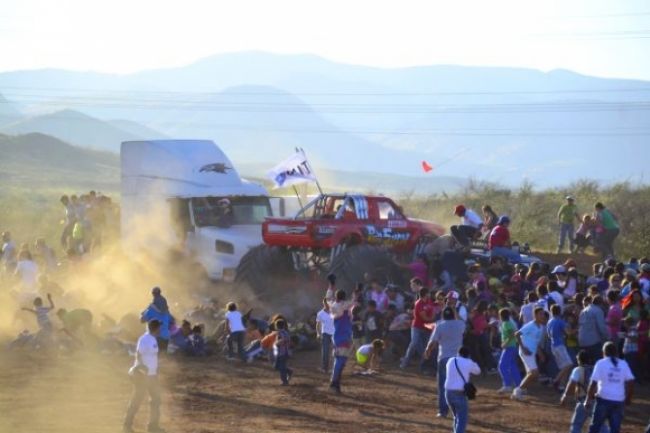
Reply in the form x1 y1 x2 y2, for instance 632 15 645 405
482 205 499 233
557 196 580 253
451 205 483 247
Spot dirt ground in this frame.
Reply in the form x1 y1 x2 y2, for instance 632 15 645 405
0 349 648 433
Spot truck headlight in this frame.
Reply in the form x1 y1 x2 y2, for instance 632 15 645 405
215 240 234 254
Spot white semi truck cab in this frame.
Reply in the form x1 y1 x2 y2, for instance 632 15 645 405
120 139 270 281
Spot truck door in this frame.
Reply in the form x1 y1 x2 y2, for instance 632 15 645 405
376 199 411 251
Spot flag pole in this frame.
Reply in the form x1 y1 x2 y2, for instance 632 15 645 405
298 147 324 195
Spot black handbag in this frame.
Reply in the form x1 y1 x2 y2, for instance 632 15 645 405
454 358 477 400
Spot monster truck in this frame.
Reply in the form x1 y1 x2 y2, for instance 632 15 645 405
235 193 445 296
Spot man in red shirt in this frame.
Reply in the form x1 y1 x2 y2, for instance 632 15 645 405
488 216 521 262
400 287 434 372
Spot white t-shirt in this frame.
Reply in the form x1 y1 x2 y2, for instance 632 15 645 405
134 332 159 376
358 344 373 356
590 357 634 402
520 303 535 324
445 356 481 391
316 309 335 335
226 310 245 332
462 209 483 229
15 260 39 289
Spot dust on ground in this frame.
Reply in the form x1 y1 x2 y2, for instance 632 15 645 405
0 349 648 433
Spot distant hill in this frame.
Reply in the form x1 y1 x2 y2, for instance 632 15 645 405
0 109 166 152
0 92 21 127
1 52 649 186
0 132 119 190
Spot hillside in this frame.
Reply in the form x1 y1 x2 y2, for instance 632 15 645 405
0 109 165 152
0 132 119 190
1 52 649 185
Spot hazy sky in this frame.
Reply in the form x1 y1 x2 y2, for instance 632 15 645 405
1 0 649 80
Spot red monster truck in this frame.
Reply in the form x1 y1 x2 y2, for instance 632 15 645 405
235 194 445 295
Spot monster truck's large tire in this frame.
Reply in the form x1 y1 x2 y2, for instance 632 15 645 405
235 245 294 298
329 244 402 290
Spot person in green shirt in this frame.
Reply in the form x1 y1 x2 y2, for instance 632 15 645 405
557 196 580 253
595 202 620 259
497 308 521 393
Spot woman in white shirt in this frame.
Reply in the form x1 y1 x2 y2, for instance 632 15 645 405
584 342 635 433
444 346 481 433
14 250 39 291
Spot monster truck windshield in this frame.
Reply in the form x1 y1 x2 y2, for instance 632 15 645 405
192 196 271 227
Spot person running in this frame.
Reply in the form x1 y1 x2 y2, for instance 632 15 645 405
316 298 334 373
578 296 608 365
512 307 548 401
329 289 353 394
400 287 434 371
560 350 609 433
425 306 466 418
123 319 164 433
225 302 246 361
497 308 521 394
557 195 580 253
585 342 635 433
548 304 574 391
444 346 481 433
273 319 293 386
451 205 483 247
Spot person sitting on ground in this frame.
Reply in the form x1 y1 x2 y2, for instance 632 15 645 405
356 339 384 374
169 320 192 354
188 325 208 356
451 205 483 248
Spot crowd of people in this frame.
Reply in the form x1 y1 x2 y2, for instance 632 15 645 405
2 193 648 433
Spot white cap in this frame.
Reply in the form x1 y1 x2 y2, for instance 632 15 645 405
565 195 575 201
446 290 460 300
551 265 567 274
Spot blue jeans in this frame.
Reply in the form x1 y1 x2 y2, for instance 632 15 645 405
227 331 246 360
571 401 609 433
490 246 521 263
330 348 349 390
437 357 450 415
321 334 332 371
445 390 468 433
588 398 624 433
401 327 431 369
498 346 522 387
559 223 575 252
274 354 293 384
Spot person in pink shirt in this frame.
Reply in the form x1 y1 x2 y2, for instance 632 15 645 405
606 290 623 344
396 254 431 288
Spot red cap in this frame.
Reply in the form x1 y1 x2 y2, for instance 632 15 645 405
454 205 466 216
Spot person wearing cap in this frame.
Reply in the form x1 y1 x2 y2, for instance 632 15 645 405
446 290 468 322
425 306 466 418
215 198 234 228
557 196 580 254
488 216 521 263
450 205 483 248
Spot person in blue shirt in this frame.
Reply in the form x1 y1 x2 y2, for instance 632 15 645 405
547 304 575 392
329 289 353 394
141 302 171 353
512 307 547 401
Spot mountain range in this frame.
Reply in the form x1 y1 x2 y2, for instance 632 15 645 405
1 51 649 187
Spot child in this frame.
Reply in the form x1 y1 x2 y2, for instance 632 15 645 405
574 214 594 253
22 293 54 334
622 316 640 382
151 287 169 314
497 308 521 394
273 319 293 385
225 302 246 361
351 305 364 353
189 325 207 356
364 300 383 343
356 339 384 374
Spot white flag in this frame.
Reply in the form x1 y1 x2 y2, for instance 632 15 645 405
267 150 317 188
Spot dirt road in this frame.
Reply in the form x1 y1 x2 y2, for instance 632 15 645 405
0 349 647 433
